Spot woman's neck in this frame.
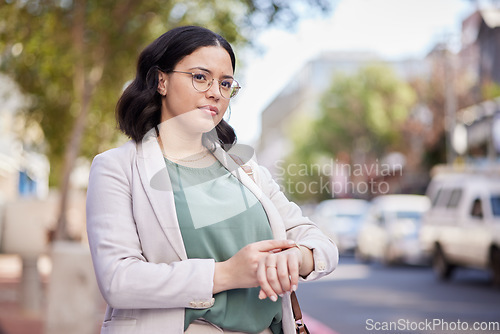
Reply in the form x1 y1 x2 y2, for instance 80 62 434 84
157 121 207 159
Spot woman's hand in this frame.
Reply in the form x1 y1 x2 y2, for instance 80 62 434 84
213 239 297 295
256 246 302 301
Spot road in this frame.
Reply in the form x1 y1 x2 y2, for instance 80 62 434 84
297 255 500 334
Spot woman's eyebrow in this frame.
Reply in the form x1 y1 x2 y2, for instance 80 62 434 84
189 66 234 79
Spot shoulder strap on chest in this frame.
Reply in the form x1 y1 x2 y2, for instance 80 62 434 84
230 154 255 182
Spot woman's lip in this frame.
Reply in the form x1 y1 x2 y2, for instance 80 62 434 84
199 106 219 115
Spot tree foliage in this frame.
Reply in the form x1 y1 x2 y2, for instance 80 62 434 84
0 0 328 186
482 80 500 100
283 64 417 202
314 65 416 157
0 0 331 239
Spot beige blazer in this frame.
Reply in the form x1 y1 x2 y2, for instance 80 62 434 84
86 130 338 334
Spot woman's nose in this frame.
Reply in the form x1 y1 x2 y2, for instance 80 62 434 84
205 80 221 100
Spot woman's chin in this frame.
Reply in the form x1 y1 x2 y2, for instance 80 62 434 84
161 109 222 133
191 118 218 134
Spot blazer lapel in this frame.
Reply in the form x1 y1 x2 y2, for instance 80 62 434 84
136 129 187 261
213 146 287 240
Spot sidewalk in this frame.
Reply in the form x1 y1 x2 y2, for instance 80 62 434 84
0 254 104 334
0 281 43 334
0 255 44 334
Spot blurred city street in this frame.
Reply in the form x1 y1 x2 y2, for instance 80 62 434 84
2 0 500 333
298 255 500 334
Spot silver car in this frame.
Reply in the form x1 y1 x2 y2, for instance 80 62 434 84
313 199 370 254
356 195 431 265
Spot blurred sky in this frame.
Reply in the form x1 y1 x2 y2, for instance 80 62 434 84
230 0 477 145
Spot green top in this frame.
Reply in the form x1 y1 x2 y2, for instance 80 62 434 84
164 158 283 334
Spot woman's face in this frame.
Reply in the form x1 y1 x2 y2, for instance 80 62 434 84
159 46 233 134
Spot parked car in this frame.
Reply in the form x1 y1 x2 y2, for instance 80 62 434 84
356 194 431 265
420 168 500 285
313 199 370 254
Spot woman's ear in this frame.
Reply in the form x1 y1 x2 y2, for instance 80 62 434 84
157 72 167 96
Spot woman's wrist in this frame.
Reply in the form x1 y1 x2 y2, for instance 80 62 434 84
213 261 231 294
296 245 314 277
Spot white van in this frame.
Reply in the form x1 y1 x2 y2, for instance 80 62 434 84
420 166 500 285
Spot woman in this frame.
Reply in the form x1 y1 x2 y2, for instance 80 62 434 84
86 25 338 334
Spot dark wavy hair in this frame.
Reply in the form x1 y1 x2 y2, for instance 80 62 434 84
116 26 237 149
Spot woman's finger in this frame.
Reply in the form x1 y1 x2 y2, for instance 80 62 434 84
259 288 267 300
276 255 292 293
253 239 296 253
287 249 300 292
257 257 279 301
266 254 289 297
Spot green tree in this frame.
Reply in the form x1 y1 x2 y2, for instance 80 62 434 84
284 64 416 202
482 80 500 100
315 65 416 157
280 112 332 203
0 0 331 240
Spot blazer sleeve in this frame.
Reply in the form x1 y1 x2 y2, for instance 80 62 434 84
86 150 215 310
252 162 339 281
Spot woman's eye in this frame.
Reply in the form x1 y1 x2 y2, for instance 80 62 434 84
193 73 207 81
220 80 232 89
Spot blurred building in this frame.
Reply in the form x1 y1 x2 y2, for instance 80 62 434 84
477 9 500 86
461 9 500 93
256 51 429 175
257 8 500 200
456 96 500 162
452 9 500 164
0 75 49 201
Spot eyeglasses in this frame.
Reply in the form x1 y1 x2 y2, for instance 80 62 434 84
171 70 241 99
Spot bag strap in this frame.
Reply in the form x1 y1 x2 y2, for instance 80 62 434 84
229 154 255 182
290 290 302 320
229 154 309 333
291 291 309 333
